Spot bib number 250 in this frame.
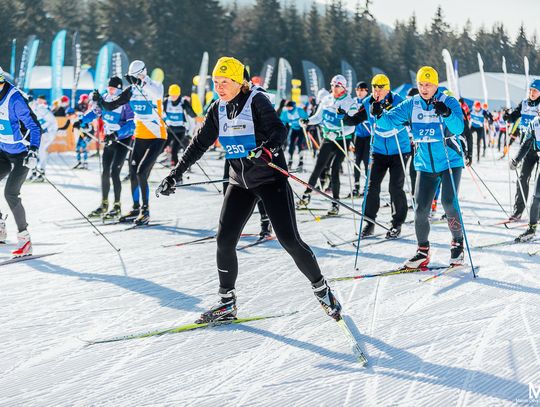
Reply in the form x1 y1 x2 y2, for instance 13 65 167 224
226 144 245 155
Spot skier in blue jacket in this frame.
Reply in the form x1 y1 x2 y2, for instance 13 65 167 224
373 66 466 268
361 74 412 239
0 67 42 257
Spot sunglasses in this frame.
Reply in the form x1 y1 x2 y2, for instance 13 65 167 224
372 84 387 89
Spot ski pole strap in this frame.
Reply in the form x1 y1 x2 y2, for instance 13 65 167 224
266 162 389 231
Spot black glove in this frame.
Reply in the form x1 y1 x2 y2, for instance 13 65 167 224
370 101 383 118
156 173 177 197
336 107 346 116
247 145 274 166
72 120 82 129
434 101 451 117
509 158 518 171
125 74 142 86
24 146 39 169
502 110 511 121
299 118 309 126
91 90 101 102
104 132 118 145
465 154 473 167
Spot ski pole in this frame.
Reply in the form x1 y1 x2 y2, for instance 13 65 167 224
38 170 121 253
174 178 228 188
393 128 416 211
301 124 320 149
465 165 486 199
266 161 389 231
438 119 476 278
81 128 134 152
469 165 511 218
353 126 376 268
515 168 528 214
340 120 357 232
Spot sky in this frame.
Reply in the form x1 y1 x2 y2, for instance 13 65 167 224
339 0 538 39
228 0 538 39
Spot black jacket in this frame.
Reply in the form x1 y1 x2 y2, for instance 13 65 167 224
175 89 288 189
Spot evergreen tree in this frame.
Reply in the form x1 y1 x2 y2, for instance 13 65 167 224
281 2 305 82
0 0 17 70
241 0 285 76
389 15 420 83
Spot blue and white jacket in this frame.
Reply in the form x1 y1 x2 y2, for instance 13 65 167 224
0 82 41 154
375 89 465 173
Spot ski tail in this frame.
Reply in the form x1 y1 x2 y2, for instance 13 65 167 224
335 315 368 366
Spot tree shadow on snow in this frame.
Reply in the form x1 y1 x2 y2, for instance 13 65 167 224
26 259 204 312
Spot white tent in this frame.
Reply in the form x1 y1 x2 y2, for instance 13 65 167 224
27 65 95 91
441 71 538 109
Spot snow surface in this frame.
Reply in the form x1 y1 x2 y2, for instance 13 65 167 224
1 147 539 406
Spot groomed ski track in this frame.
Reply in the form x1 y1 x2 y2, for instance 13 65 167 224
1 151 539 406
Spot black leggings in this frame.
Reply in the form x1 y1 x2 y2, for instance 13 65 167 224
165 127 186 166
529 170 540 225
223 160 267 219
216 181 323 290
288 128 306 157
471 127 485 160
0 151 29 232
102 138 130 202
414 168 463 245
364 153 410 227
129 138 166 208
353 136 370 186
514 147 539 216
306 138 349 199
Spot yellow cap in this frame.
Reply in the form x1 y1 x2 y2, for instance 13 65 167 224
168 84 181 96
371 74 390 90
416 66 439 85
212 56 245 84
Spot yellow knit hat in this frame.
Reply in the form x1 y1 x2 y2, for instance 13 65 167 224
416 66 439 85
212 57 245 84
168 84 181 96
371 74 390 90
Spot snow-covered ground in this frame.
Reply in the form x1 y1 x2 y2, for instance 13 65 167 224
1 145 539 406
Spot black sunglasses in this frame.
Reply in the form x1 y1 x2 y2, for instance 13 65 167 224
372 84 387 89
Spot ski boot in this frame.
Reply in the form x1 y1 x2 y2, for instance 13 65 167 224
450 239 465 265
508 212 522 222
515 224 537 243
81 161 89 170
195 288 237 324
119 207 140 223
385 225 401 240
102 202 121 221
431 200 438 216
404 245 431 269
361 222 375 238
347 184 361 198
312 278 342 321
134 205 150 226
327 202 340 216
88 200 108 218
296 192 311 209
0 213 7 244
297 159 304 172
259 215 273 239
287 159 293 168
12 230 32 257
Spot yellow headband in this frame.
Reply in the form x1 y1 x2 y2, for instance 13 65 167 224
212 57 245 84
416 66 439 85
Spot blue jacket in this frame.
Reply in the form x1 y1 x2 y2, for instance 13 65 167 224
354 97 371 138
363 92 411 155
0 82 41 154
81 103 135 139
279 107 308 130
375 90 465 173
